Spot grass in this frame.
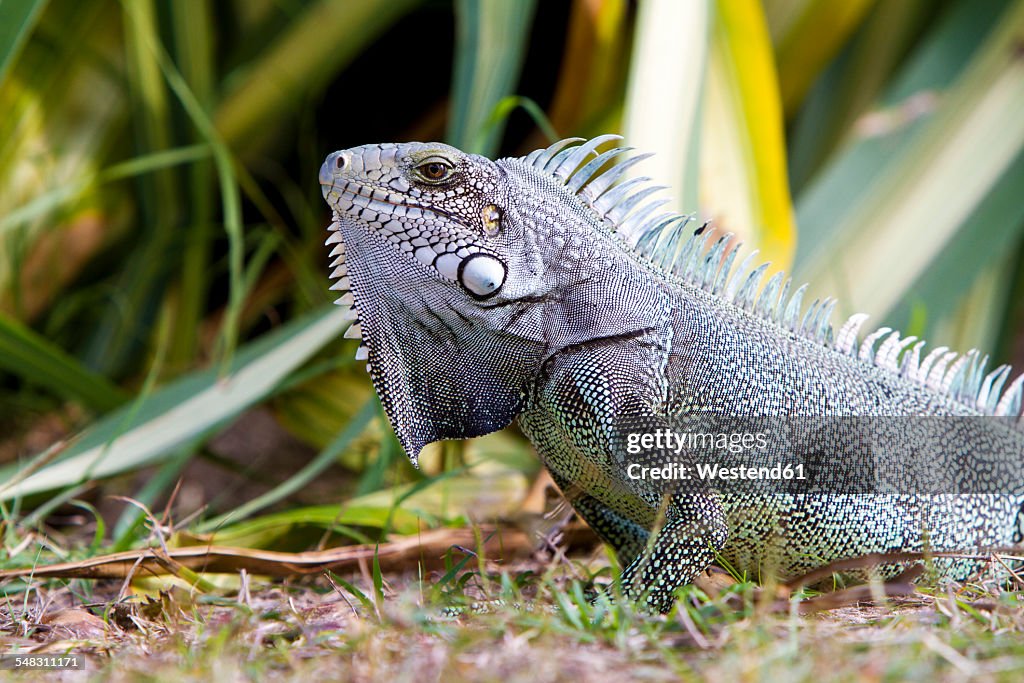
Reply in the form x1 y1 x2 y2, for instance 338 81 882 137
4 550 1024 681
3 465 1024 681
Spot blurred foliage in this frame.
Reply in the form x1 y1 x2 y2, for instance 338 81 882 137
0 0 1022 559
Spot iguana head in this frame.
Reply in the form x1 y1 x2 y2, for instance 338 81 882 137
320 137 671 462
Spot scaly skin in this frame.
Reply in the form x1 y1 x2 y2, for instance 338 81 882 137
319 137 1024 612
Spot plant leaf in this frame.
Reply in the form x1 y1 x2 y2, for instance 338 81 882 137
448 0 538 156
622 0 710 211
0 0 48 86
786 0 934 190
793 0 1024 341
765 0 876 116
546 0 630 139
699 0 795 265
0 311 127 411
0 306 352 501
215 0 419 151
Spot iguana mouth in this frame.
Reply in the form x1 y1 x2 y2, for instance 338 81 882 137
321 174 452 371
320 177 460 225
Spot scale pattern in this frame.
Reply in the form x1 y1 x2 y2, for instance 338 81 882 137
319 136 1024 612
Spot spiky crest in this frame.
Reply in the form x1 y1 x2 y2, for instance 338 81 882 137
521 136 1024 419
324 222 371 371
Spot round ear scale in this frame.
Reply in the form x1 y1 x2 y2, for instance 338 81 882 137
458 253 506 299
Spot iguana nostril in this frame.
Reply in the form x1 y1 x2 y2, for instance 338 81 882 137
319 152 346 188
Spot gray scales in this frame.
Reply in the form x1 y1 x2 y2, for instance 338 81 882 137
318 135 1024 612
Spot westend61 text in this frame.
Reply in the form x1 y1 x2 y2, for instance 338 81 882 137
627 462 808 481
625 429 768 455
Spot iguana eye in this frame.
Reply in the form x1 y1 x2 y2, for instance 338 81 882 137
415 158 454 183
458 254 506 299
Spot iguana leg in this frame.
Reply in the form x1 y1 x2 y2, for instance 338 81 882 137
525 340 730 613
547 468 650 567
619 493 729 613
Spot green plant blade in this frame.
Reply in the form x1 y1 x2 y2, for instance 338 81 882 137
448 0 538 156
0 2 125 321
622 0 709 211
166 0 215 374
700 0 795 265
794 0 1009 269
765 0 876 116
544 0 629 139
793 0 1024 342
215 0 419 151
0 145 211 238
197 398 378 533
0 306 352 501
0 0 48 86
80 0 180 377
0 311 127 411
786 0 933 190
931 249 1018 358
195 471 526 547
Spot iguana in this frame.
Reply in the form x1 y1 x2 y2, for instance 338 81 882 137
318 135 1024 612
